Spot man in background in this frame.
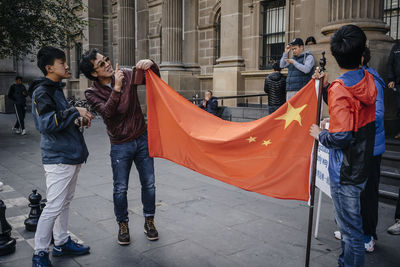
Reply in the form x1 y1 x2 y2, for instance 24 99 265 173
8 76 28 135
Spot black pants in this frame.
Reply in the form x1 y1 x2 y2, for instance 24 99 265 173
13 104 26 130
360 155 381 239
395 188 400 220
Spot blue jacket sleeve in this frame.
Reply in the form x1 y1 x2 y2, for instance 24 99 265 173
33 91 79 134
374 80 384 126
319 129 353 149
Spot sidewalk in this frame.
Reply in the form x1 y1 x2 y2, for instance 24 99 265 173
0 114 398 267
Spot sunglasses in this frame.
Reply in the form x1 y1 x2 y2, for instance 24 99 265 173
94 56 110 70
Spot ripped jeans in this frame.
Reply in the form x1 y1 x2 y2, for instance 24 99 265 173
110 132 156 222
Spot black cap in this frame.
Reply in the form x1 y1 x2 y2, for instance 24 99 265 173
289 38 304 46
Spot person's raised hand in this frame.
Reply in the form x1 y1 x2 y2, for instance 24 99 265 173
114 63 124 92
136 59 153 70
388 81 395 89
285 45 291 54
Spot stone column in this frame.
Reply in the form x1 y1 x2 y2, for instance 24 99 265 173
136 0 149 61
321 0 390 42
183 0 200 72
213 0 245 106
160 0 184 69
118 0 135 67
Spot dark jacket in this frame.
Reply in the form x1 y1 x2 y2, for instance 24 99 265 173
32 78 89 165
8 84 28 105
286 52 314 91
319 69 376 185
387 42 400 85
264 72 286 107
199 97 218 115
85 64 160 144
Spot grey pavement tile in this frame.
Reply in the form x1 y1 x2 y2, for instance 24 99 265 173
72 237 159 267
0 240 33 265
175 197 260 227
70 195 115 222
67 210 114 243
143 239 243 267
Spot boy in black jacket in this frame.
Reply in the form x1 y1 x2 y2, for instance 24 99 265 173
264 62 286 114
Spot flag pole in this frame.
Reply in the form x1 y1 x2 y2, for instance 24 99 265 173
305 51 326 267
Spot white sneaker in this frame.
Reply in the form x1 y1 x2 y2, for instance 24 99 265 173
12 127 21 134
21 129 26 135
334 230 341 240
388 219 400 235
365 236 375 252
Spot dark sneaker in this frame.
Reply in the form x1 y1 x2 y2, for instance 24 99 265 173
144 216 159 241
32 251 53 267
52 236 90 257
118 221 130 245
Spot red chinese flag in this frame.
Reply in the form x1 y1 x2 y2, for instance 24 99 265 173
146 70 317 201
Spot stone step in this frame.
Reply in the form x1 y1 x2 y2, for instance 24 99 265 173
386 137 400 152
382 150 400 169
381 166 400 188
379 183 399 205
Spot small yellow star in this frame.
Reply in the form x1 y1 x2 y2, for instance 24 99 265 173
275 103 307 129
247 136 257 143
262 139 272 147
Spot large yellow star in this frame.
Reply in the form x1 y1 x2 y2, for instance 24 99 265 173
262 139 272 147
275 103 307 129
247 136 256 143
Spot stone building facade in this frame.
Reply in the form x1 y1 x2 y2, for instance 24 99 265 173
0 0 399 132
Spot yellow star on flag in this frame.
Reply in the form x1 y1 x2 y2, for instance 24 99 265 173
275 103 307 129
262 140 272 147
247 136 256 143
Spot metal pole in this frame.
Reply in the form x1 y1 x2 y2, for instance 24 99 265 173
305 52 326 267
314 189 323 239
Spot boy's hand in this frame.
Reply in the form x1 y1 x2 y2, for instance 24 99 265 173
114 63 124 92
313 67 329 88
309 124 322 140
136 59 153 70
76 107 94 123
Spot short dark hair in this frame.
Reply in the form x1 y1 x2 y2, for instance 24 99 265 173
272 62 281 72
305 36 316 45
37 46 66 76
207 90 213 95
330 25 366 69
79 48 99 81
15 76 23 81
362 47 371 66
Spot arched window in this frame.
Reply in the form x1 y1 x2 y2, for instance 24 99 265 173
260 0 286 70
214 11 221 65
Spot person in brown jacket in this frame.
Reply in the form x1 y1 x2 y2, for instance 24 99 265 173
79 48 160 245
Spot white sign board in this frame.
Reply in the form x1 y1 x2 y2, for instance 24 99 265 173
316 142 331 198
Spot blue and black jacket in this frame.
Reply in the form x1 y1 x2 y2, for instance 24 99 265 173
32 78 89 165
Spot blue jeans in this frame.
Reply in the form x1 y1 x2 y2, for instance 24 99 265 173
110 132 155 222
330 181 366 267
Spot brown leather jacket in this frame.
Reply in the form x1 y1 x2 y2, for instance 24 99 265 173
85 64 160 144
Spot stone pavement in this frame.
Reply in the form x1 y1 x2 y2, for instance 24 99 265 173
0 113 399 267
